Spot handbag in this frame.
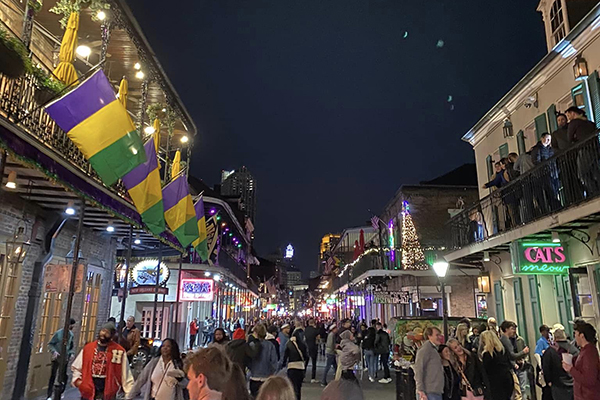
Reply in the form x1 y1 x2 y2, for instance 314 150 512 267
457 363 484 400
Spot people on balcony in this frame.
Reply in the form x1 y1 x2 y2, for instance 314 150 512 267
551 113 570 152
566 107 596 143
482 161 509 190
531 133 554 164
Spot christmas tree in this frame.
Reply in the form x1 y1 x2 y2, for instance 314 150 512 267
401 201 429 270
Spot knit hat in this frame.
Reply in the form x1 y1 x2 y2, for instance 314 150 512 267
340 330 352 341
281 323 290 330
233 328 246 340
102 321 116 334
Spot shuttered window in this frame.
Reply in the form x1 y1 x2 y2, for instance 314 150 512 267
514 278 529 340
499 143 509 158
486 155 493 178
494 281 505 323
571 83 592 121
547 104 558 133
535 114 549 141
517 130 526 154
528 276 543 336
588 71 600 127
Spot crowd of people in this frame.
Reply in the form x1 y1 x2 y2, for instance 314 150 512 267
413 317 600 400
57 315 396 400
468 107 599 243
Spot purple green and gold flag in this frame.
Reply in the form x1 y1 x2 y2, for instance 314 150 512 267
193 196 209 261
162 175 198 247
122 140 165 235
45 70 146 186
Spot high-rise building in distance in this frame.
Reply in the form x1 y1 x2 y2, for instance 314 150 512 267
220 166 257 223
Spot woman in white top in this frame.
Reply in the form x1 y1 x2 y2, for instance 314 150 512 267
127 338 187 400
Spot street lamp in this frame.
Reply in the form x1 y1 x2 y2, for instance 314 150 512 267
432 260 449 340
6 226 30 263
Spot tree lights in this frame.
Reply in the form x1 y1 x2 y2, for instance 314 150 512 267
401 201 429 270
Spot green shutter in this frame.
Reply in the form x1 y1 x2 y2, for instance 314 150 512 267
499 143 509 158
535 114 549 141
554 275 573 337
528 276 543 336
571 83 592 120
517 130 526 154
494 281 505 323
588 71 600 127
486 155 493 178
514 278 529 340
547 104 558 133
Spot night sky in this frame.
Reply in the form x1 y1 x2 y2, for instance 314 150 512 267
128 0 546 276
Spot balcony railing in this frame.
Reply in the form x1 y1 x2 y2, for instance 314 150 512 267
0 70 130 196
448 130 600 249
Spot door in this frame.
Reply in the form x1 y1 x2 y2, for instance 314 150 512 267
528 276 543 336
514 278 529 340
0 255 21 394
569 267 597 326
78 271 102 348
141 306 170 340
555 274 574 337
494 281 505 322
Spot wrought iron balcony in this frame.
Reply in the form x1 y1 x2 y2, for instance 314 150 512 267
447 131 600 250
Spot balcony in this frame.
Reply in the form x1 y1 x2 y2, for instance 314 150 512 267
447 131 600 255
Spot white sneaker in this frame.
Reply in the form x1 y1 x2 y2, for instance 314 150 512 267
379 378 391 384
311 379 317 383
363 367 368 371
386 378 393 383
368 376 375 382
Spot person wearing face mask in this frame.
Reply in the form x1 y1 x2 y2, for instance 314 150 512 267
72 322 134 400
127 338 187 400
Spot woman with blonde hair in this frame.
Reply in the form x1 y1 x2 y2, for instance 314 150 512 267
256 376 296 400
479 330 513 400
455 323 472 351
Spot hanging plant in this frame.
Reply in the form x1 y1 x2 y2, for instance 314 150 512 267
29 64 67 104
49 0 110 29
28 0 43 13
147 103 177 133
0 26 29 79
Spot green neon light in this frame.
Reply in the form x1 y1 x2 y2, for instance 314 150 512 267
521 243 562 247
516 264 570 274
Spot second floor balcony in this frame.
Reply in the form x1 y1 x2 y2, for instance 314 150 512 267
447 131 600 259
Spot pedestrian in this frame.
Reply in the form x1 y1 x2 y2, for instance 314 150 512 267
535 324 551 356
201 317 210 346
321 324 338 386
222 363 252 400
71 322 134 400
438 344 461 400
282 327 308 399
471 323 486 355
414 326 444 400
184 346 232 400
487 318 499 337
256 376 296 400
362 320 378 382
225 327 255 370
499 321 530 399
479 330 514 400
249 323 279 396
562 320 600 400
321 378 365 400
47 318 76 400
318 322 328 356
374 321 392 384
542 327 578 400
339 330 361 383
304 318 320 383
127 338 187 400
119 316 141 364
278 323 291 362
447 338 486 400
454 323 472 352
267 325 281 360
566 107 597 144
211 328 229 347
189 318 199 350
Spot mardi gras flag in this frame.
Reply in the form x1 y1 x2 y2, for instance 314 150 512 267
45 70 146 186
122 140 165 235
192 196 209 261
162 175 198 247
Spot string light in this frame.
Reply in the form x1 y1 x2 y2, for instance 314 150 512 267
401 201 429 270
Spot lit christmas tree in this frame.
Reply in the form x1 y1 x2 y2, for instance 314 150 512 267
401 201 429 270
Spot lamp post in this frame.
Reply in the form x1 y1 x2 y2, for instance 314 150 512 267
432 260 449 340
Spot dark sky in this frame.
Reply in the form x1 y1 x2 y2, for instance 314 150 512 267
128 0 546 276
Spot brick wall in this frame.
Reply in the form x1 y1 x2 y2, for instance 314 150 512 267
0 192 116 398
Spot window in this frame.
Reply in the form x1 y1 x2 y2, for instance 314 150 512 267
550 0 566 46
535 114 549 141
528 276 543 337
514 278 529 340
494 281 505 322
499 143 509 158
35 292 64 353
517 131 526 154
79 272 102 347
0 257 20 361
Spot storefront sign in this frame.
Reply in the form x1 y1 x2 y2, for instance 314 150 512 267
130 286 168 295
511 241 570 275
266 304 277 310
44 264 84 293
130 259 170 286
373 291 410 304
180 278 214 301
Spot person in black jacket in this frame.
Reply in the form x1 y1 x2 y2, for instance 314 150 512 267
304 318 320 383
531 133 561 214
362 321 378 382
374 322 391 383
282 328 308 399
541 328 578 400
531 133 555 165
447 339 486 399
266 325 281 360
566 106 600 197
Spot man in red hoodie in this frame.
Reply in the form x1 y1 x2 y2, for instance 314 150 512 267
562 320 600 400
72 322 133 400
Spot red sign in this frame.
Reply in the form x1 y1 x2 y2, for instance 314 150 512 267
180 278 214 301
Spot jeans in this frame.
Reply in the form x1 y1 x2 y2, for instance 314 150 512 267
48 359 67 398
189 334 196 348
321 354 337 384
288 368 304 400
364 349 378 379
516 367 531 400
379 352 390 379
426 394 443 400
307 346 318 380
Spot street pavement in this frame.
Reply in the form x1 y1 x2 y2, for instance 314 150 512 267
40 357 396 400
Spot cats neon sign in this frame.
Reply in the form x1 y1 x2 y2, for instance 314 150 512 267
512 241 570 275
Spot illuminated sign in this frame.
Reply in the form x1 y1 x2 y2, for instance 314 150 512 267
180 278 214 301
511 241 570 275
285 244 294 259
130 259 170 286
266 304 277 310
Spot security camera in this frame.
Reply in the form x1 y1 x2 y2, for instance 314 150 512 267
523 94 538 109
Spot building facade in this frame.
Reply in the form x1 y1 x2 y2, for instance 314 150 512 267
446 0 600 348
220 166 257 223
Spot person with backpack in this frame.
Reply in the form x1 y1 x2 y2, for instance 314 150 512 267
362 320 377 382
374 321 391 383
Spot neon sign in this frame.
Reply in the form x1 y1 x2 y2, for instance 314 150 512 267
511 241 570 275
180 278 214 301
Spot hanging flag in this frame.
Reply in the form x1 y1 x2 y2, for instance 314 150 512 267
171 150 181 178
371 215 381 230
162 175 198 247
192 196 209 261
122 140 165 235
45 70 146 186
